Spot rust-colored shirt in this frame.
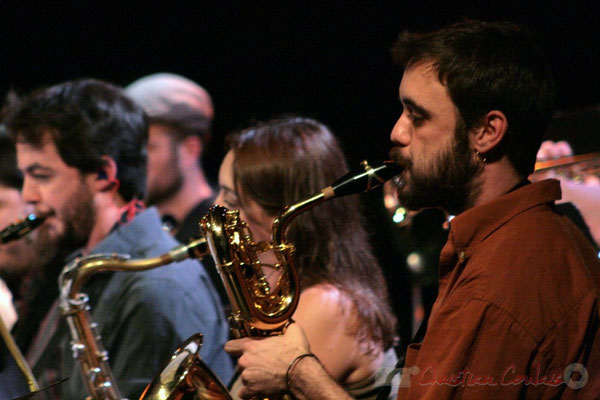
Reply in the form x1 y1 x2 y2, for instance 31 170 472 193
398 180 600 399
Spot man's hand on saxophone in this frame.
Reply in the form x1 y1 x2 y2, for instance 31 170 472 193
226 323 352 400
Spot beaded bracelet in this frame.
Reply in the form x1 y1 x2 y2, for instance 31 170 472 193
285 353 320 393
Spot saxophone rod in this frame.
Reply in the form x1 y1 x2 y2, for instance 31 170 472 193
0 316 39 392
0 212 50 392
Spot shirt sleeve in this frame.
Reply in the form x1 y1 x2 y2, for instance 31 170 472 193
399 297 540 400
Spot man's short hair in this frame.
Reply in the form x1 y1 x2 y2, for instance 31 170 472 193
4 79 148 201
392 20 556 177
0 126 22 190
125 73 212 143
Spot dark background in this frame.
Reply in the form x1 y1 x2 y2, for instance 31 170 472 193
2 1 600 343
2 2 600 169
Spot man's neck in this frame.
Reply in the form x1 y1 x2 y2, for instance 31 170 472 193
84 194 127 255
470 157 523 210
156 168 213 223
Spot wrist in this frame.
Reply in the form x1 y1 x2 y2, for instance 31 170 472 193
285 353 320 392
285 353 326 398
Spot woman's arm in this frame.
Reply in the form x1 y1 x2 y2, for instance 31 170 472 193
293 284 368 381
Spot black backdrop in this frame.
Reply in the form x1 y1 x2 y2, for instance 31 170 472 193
2 2 600 168
2 1 600 342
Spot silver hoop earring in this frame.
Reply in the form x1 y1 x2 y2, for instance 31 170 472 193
475 150 487 164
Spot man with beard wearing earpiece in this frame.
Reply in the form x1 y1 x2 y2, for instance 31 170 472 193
224 20 600 400
4 79 233 400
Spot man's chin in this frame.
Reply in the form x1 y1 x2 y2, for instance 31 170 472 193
37 223 62 246
396 186 439 211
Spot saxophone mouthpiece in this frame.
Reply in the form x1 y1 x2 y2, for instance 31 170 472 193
323 160 404 199
0 210 53 244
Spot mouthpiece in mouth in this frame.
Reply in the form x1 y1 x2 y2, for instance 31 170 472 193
323 160 404 199
0 210 54 244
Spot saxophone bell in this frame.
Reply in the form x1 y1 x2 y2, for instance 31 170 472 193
139 333 231 400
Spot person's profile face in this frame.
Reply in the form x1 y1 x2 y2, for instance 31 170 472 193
389 61 480 213
0 184 33 272
145 124 184 206
215 150 274 243
16 132 95 252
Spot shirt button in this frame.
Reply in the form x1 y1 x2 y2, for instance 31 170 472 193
458 251 466 262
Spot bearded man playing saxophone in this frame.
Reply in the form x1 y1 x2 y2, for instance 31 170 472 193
4 79 233 399
225 20 600 400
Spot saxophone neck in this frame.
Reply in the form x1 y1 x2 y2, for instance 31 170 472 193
59 236 209 303
272 160 403 242
272 191 325 243
59 254 130 304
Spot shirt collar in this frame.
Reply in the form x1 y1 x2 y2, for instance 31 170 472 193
448 179 562 253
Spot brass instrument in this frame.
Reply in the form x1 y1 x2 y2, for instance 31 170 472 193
140 160 402 400
58 237 210 400
60 160 402 400
0 315 39 394
138 333 230 400
0 212 51 244
0 213 50 397
205 160 402 339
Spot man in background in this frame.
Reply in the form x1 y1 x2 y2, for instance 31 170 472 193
0 129 26 330
126 73 227 305
125 73 215 240
4 79 232 399
0 126 49 399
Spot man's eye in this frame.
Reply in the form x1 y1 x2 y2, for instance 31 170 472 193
408 113 425 125
31 174 51 181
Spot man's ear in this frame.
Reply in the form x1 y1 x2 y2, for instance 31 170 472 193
471 110 508 155
178 136 202 168
95 156 119 192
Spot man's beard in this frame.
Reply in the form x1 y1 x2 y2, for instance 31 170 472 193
390 121 482 215
61 185 96 252
146 148 184 207
39 181 96 255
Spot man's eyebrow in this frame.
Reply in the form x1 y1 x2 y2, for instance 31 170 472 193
401 97 432 119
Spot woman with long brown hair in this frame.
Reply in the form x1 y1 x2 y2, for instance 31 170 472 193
216 116 399 399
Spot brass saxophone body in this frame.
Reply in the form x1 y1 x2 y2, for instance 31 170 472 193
141 160 402 400
58 237 210 400
59 160 402 400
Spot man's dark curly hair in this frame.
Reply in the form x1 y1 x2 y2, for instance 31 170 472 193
4 79 148 201
392 20 556 177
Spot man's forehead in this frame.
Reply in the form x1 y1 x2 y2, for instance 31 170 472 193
400 61 443 89
15 135 61 167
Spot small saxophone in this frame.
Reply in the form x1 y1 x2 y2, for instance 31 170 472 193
58 237 210 400
0 212 53 396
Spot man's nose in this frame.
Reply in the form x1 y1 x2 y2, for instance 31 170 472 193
21 178 41 204
390 115 411 147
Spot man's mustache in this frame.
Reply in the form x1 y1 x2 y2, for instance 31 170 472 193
389 147 412 170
